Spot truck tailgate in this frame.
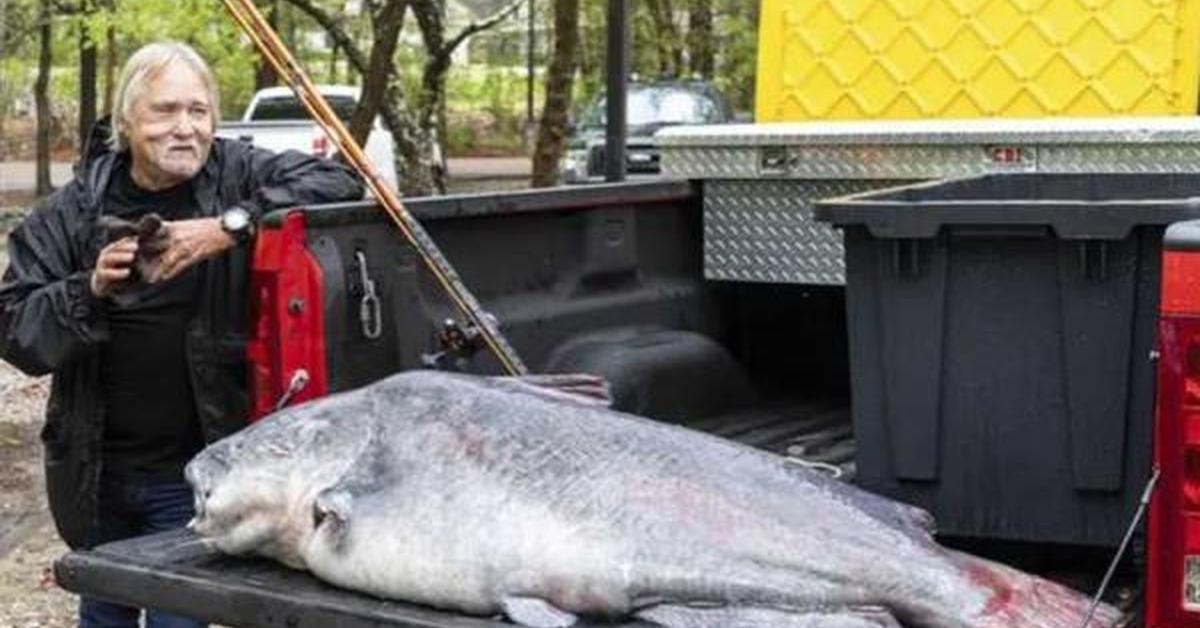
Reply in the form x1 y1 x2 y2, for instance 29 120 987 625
55 530 650 628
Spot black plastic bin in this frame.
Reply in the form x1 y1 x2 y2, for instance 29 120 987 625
814 173 1200 547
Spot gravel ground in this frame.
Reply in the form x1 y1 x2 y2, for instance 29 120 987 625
0 245 76 627
0 214 218 628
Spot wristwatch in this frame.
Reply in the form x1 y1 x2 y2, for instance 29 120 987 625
220 206 255 244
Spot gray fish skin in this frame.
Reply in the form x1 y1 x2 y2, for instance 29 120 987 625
186 371 1120 628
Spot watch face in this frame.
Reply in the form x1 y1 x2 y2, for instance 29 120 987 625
223 208 249 231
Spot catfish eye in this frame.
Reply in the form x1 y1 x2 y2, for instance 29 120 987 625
312 504 327 529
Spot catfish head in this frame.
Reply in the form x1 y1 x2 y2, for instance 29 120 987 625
184 393 375 568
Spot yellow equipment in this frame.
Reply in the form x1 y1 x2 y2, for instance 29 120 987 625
755 0 1200 122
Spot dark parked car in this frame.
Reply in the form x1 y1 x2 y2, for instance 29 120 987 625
559 81 734 183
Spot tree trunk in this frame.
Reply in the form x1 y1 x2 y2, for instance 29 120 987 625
103 20 116 116
530 0 579 187
436 94 447 192
254 0 280 89
328 43 338 83
645 0 681 77
349 0 406 147
662 0 681 76
686 0 712 77
78 0 97 151
408 0 526 194
575 2 599 95
410 0 451 196
35 0 52 196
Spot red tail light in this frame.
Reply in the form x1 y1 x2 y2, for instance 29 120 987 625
1149 241 1200 626
245 211 328 421
312 133 328 158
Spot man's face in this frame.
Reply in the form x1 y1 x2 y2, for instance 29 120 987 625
124 64 214 190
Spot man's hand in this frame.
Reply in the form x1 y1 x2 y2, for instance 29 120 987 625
91 237 139 297
149 218 235 283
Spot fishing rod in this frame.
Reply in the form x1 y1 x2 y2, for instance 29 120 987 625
221 0 529 377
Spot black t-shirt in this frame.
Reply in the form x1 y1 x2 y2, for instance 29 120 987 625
99 163 204 480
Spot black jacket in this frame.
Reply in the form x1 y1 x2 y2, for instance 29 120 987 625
0 121 363 548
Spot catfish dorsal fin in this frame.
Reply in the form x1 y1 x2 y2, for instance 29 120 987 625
490 373 614 408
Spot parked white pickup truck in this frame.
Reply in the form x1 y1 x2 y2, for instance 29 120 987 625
217 85 399 191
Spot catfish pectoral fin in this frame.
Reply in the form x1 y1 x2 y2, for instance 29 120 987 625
501 596 580 628
636 604 903 628
312 488 354 552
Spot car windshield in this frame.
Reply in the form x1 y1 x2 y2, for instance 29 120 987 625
250 95 357 124
579 86 724 129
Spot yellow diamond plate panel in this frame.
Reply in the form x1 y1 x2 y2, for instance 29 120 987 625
756 0 1200 122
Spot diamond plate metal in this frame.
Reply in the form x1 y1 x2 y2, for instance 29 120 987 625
659 117 1200 147
660 146 758 179
665 118 1200 284
662 130 1200 179
785 145 1029 178
1040 144 1200 173
705 180 910 285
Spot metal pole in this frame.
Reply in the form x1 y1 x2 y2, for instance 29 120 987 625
605 0 628 182
526 0 535 125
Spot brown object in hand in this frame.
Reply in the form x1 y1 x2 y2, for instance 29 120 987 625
96 213 172 288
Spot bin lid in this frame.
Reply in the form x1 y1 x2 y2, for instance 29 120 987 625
814 173 1200 239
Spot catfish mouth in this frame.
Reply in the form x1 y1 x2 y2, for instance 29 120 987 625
183 453 229 535
185 485 215 537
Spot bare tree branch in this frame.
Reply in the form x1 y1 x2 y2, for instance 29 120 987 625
279 0 370 75
443 0 524 56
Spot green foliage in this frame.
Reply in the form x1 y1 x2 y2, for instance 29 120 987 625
712 0 758 113
106 0 259 118
0 54 28 121
445 65 538 155
2 0 760 160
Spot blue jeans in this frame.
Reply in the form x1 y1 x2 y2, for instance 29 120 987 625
79 476 207 628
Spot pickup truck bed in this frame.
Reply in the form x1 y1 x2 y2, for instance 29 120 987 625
53 180 858 626
54 403 853 628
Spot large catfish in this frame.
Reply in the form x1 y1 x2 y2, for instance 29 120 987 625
185 371 1121 628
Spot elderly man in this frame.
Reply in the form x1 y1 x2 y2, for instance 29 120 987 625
0 42 363 627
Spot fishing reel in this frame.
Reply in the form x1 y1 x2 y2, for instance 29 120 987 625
421 316 490 371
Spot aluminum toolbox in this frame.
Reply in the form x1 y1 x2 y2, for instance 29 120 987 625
658 116 1200 285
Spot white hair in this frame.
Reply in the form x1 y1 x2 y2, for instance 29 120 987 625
108 41 220 151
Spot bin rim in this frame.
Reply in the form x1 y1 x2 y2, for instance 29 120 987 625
814 174 1200 240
